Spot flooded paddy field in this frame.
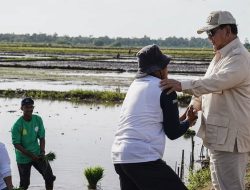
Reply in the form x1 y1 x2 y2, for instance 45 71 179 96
0 51 206 189
0 51 209 74
0 67 201 92
1 98 202 190
0 59 209 73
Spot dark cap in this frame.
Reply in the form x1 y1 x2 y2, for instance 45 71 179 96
21 97 34 106
136 44 170 78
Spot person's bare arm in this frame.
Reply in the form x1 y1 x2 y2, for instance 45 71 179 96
40 138 45 155
14 144 40 161
4 176 13 190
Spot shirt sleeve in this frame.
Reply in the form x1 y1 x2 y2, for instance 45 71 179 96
190 96 202 111
11 122 22 145
0 144 11 178
37 116 45 139
160 90 189 140
181 55 249 97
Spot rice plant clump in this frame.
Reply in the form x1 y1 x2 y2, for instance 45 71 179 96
44 152 56 161
13 187 24 190
84 166 104 189
40 151 56 164
187 168 211 190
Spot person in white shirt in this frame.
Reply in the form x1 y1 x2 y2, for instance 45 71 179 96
0 142 13 190
111 44 197 190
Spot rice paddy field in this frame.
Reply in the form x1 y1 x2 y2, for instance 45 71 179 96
2 44 249 189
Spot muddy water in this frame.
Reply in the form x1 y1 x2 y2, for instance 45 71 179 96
0 98 202 190
0 72 200 93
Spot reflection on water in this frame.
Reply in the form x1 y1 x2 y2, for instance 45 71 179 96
0 98 202 190
0 72 200 93
0 79 128 92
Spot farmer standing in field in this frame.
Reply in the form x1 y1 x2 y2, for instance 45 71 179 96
160 10 250 190
11 97 56 190
111 44 197 190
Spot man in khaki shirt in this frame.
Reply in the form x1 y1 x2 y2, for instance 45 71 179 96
160 11 250 190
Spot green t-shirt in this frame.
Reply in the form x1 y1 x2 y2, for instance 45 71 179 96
11 114 45 164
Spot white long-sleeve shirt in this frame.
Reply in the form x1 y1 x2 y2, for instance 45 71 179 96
181 38 250 152
0 142 11 190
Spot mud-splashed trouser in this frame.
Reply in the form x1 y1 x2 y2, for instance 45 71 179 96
17 160 56 190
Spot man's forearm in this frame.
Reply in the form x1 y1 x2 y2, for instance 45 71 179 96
14 144 35 159
4 176 13 190
40 138 45 154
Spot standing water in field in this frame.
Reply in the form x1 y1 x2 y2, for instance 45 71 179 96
0 98 202 190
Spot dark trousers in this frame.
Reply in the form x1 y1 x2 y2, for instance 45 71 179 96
114 159 188 190
17 160 56 190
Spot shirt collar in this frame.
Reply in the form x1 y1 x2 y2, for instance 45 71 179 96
218 37 240 58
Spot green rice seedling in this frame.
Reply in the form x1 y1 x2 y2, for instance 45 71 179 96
184 129 196 139
84 166 104 189
41 151 56 163
187 168 211 190
44 152 56 161
13 187 24 190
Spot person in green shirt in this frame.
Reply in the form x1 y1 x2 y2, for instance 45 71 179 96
11 97 56 190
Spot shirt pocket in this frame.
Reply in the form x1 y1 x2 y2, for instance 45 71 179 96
205 115 229 145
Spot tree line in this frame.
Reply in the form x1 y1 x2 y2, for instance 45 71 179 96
0 33 249 48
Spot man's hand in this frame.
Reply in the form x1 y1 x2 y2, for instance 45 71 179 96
40 149 45 156
179 106 190 121
160 79 182 94
31 154 41 162
186 106 198 127
3 176 13 190
14 144 41 162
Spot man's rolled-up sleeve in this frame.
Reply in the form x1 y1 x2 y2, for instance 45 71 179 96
181 56 248 97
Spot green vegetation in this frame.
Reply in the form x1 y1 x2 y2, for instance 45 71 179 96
187 168 211 190
84 166 104 189
0 43 214 59
41 152 56 162
0 44 129 56
0 89 126 104
0 56 109 62
187 162 250 189
184 129 196 139
0 33 212 48
178 94 192 106
0 89 193 106
246 163 250 189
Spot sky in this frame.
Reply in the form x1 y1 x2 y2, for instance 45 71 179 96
0 0 249 41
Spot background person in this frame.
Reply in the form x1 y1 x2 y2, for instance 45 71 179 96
0 142 13 190
11 97 56 190
111 44 197 190
160 11 250 190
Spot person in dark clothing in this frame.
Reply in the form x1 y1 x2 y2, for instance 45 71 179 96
111 44 197 190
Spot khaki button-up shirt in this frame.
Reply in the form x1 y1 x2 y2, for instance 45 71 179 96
182 38 250 152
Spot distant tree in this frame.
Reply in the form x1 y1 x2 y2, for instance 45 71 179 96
93 39 104 46
0 33 213 48
111 41 121 47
